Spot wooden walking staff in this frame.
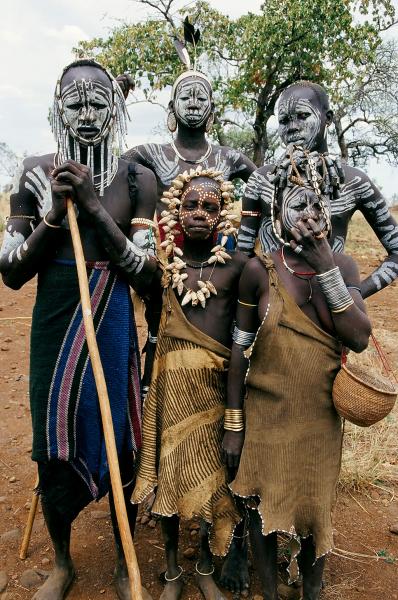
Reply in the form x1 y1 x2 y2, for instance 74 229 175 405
65 198 143 600
19 475 40 560
18 200 143 600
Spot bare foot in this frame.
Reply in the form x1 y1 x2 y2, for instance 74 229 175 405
160 579 184 600
219 538 250 595
195 572 226 600
114 569 153 600
277 583 302 599
32 563 75 600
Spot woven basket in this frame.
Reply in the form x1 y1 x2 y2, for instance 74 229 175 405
333 362 397 427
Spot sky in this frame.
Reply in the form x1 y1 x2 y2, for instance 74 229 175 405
1 0 398 197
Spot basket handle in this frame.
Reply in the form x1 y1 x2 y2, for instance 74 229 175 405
371 333 398 383
342 334 398 384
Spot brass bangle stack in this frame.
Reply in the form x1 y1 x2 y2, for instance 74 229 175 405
224 408 244 432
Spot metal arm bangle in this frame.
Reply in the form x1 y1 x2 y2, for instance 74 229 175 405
43 213 61 229
232 326 256 347
241 210 261 218
316 267 354 313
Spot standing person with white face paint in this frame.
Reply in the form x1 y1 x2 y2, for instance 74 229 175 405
121 70 256 223
0 58 158 600
237 81 398 299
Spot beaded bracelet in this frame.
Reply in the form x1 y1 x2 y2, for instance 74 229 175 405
130 217 157 228
241 210 261 218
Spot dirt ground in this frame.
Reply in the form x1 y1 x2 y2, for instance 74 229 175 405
1 211 398 600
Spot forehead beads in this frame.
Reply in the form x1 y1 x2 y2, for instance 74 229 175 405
160 165 236 308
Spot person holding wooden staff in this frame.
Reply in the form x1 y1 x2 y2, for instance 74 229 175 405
0 58 158 600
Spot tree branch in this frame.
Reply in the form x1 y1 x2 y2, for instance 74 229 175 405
379 19 398 32
127 97 168 112
218 118 246 129
339 116 378 137
134 0 178 32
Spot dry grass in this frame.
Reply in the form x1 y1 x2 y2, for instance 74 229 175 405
321 574 363 600
339 208 398 492
0 192 10 231
340 414 398 490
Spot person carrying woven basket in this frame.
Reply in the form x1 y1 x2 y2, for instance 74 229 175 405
222 149 372 600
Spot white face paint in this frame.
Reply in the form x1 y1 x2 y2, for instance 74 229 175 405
178 180 222 239
61 78 113 142
174 79 212 128
278 96 322 150
280 186 328 234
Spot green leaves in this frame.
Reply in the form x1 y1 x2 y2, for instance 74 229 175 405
73 0 395 165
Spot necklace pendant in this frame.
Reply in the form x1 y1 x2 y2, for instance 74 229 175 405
196 289 206 308
181 289 193 306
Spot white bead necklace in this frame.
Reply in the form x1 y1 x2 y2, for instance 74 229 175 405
170 139 212 164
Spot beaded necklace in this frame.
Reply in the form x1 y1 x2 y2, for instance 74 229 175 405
170 139 212 164
160 165 236 308
280 247 316 304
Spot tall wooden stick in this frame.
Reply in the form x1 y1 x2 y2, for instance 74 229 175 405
19 475 40 560
67 199 142 600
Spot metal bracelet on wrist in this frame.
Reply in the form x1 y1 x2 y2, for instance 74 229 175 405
316 267 354 313
232 326 256 347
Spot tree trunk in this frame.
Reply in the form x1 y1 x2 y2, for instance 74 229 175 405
213 114 228 146
253 109 274 167
334 115 348 161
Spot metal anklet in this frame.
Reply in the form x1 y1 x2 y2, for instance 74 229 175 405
195 562 215 576
164 565 183 582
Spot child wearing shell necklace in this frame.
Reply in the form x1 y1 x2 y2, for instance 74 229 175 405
132 166 248 600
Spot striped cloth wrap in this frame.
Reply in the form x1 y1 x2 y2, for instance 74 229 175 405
30 259 142 499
